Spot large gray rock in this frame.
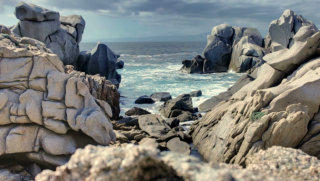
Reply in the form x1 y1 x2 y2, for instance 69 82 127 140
45 29 79 65
180 55 205 74
80 43 121 86
203 25 233 72
60 15 85 43
13 2 84 66
265 9 318 52
229 36 265 72
18 15 60 43
15 2 59 22
187 24 264 73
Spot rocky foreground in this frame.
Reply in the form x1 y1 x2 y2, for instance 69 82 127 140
1 2 320 181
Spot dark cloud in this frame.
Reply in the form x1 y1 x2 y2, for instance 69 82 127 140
43 0 279 21
38 0 320 29
1 0 319 40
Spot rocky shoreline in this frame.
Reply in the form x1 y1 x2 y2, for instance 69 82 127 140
0 2 320 181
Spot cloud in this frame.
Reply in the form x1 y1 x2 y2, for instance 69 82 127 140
0 0 319 40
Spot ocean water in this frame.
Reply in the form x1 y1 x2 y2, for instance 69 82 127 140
81 42 243 115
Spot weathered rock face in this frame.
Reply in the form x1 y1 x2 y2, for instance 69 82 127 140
191 31 320 165
65 65 120 119
265 9 318 52
12 2 84 66
0 33 115 167
35 144 320 181
77 43 122 86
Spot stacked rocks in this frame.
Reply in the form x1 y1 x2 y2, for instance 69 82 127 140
12 2 83 65
182 9 318 74
11 2 123 86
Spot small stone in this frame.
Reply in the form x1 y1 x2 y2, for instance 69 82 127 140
151 92 172 102
135 95 155 104
125 107 150 116
190 90 202 97
166 137 190 155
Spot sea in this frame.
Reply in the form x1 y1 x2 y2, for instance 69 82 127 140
80 42 243 115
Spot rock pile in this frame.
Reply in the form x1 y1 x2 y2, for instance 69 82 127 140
0 33 115 168
35 144 320 181
160 94 198 123
181 9 318 74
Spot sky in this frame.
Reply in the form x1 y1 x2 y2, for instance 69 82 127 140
0 0 319 42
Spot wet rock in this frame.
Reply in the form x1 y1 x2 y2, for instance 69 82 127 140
125 107 151 116
181 55 205 74
190 90 202 97
115 60 124 69
160 94 195 118
150 92 172 102
138 114 176 141
83 43 121 86
135 95 155 104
